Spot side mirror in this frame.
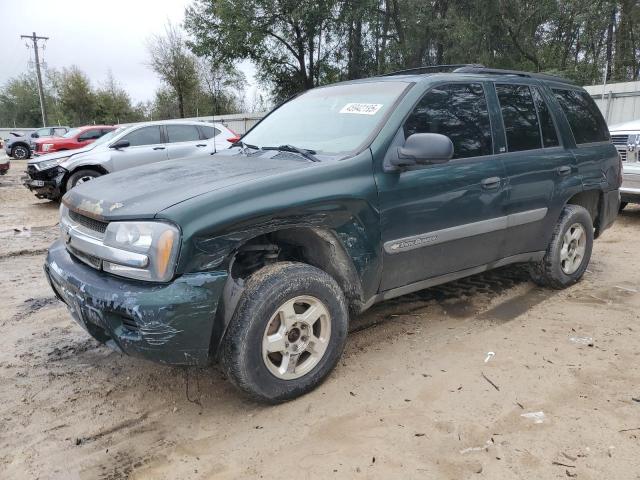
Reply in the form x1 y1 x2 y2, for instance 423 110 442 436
109 139 130 150
391 133 454 168
31 132 39 138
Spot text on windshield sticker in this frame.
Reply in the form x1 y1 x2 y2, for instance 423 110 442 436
339 103 383 115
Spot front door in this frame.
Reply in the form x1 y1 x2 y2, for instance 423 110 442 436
375 82 507 292
112 125 168 170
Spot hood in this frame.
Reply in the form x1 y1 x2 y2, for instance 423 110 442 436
28 143 98 165
62 150 313 221
609 119 640 133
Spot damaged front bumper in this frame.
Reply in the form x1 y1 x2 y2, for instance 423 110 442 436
44 239 228 366
23 165 66 200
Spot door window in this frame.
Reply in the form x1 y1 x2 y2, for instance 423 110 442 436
53 128 67 136
78 129 103 141
200 125 222 139
122 126 162 147
552 88 609 144
166 125 201 143
531 87 560 148
496 84 542 152
35 128 49 137
404 83 492 159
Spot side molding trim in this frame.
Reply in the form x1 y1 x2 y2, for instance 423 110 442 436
384 208 548 254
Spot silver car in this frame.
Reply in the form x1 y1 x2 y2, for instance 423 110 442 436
609 120 640 210
23 120 237 200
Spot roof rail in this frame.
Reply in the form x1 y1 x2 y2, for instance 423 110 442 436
453 66 575 84
382 64 485 76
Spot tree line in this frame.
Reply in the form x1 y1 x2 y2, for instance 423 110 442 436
185 0 640 102
3 0 640 127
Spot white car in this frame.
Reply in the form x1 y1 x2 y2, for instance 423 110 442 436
609 119 640 210
23 120 239 200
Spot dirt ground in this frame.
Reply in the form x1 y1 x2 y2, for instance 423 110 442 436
1 154 640 479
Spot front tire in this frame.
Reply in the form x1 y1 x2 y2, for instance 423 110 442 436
11 144 30 160
529 204 594 289
66 169 102 191
220 262 349 403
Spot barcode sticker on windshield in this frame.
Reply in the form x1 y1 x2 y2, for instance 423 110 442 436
340 103 383 115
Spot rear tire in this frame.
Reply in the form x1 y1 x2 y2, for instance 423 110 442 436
529 204 593 289
220 262 349 403
66 169 102 191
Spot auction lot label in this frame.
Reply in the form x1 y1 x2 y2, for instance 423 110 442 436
340 103 383 115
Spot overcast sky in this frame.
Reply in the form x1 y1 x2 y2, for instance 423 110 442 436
0 0 257 104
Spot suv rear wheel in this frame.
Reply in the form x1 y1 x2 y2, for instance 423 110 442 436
11 144 30 159
529 204 594 289
220 262 348 403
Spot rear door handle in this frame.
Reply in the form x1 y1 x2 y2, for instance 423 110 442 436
557 165 571 176
196 144 207 147
153 146 165 150
481 176 501 190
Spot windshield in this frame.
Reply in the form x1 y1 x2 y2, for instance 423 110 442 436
93 127 125 146
62 128 81 138
241 81 409 155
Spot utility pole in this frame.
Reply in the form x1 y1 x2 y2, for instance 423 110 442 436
21 32 49 127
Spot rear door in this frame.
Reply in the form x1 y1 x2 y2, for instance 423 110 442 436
199 124 228 151
495 83 578 257
165 124 208 159
111 125 168 171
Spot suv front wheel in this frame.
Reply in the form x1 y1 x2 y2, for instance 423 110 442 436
11 144 30 159
530 204 594 289
220 262 349 403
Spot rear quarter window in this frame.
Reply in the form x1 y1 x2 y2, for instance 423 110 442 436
552 89 609 145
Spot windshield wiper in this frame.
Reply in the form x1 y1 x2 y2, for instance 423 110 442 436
262 144 321 162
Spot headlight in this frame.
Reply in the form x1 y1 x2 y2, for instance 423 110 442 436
102 221 180 282
35 156 69 170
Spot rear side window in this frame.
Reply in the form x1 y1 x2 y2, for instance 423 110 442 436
404 83 493 159
166 125 201 143
122 126 162 147
553 89 609 144
200 125 222 139
531 87 560 147
496 84 541 152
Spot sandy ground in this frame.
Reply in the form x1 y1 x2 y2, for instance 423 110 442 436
1 154 640 479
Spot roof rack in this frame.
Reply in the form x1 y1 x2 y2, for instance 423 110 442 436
453 66 575 84
382 64 485 76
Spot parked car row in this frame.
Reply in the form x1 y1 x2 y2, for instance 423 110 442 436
23 120 237 199
44 66 621 403
4 126 70 159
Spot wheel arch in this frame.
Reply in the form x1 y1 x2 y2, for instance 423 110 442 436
565 189 604 238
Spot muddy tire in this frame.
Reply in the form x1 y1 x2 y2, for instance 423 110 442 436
619 201 628 212
529 204 593 289
66 169 102 191
220 262 348 403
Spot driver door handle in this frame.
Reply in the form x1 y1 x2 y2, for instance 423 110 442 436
196 144 207 147
557 165 571 176
153 146 165 150
481 176 501 190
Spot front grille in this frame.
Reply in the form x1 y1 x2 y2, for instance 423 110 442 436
69 210 108 234
67 244 102 269
611 134 629 146
615 146 628 162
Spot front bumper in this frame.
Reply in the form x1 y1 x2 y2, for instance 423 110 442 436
45 239 228 366
620 164 640 203
23 164 66 199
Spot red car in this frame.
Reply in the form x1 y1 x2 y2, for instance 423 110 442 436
34 125 116 155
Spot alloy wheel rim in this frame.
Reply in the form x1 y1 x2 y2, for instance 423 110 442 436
75 175 95 185
14 146 27 159
560 223 586 275
262 295 331 380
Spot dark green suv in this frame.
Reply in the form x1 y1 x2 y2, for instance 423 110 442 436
45 66 621 403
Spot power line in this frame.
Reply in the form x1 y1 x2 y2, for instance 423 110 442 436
20 32 49 127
